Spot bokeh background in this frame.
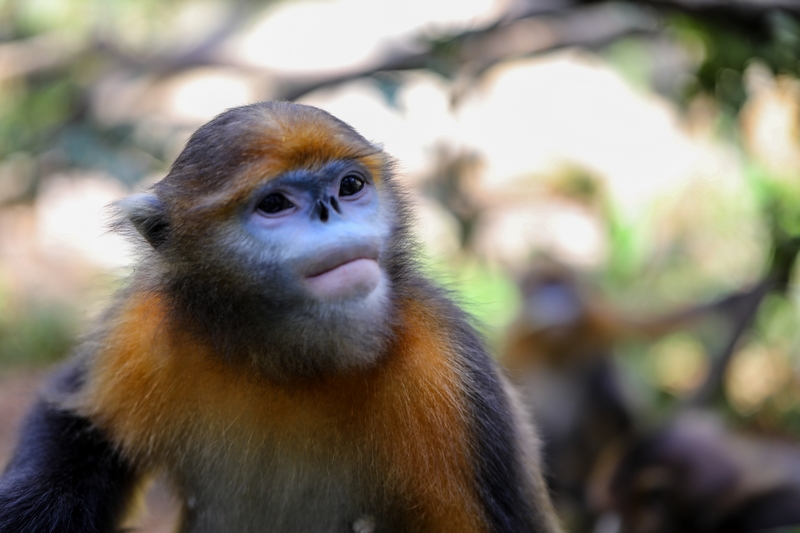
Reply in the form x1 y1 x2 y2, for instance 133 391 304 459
1 0 800 532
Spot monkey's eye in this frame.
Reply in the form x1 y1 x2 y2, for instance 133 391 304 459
339 175 365 197
257 193 294 214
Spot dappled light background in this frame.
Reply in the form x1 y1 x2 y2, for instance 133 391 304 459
2 0 800 531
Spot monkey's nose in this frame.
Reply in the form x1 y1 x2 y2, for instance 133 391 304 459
315 197 343 223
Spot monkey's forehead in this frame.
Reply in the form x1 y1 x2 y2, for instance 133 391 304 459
174 103 385 182
157 102 390 213
240 108 386 182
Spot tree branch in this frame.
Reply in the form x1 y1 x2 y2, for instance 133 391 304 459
273 3 659 101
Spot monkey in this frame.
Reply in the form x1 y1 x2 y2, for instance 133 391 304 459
0 101 562 533
499 262 770 531
501 263 635 531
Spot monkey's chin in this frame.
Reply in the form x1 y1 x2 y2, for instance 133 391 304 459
303 258 382 300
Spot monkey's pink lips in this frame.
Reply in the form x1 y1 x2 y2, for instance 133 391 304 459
304 258 381 298
302 245 382 299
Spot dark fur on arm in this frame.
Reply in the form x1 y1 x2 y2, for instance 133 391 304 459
0 364 136 533
463 337 556 532
431 287 559 533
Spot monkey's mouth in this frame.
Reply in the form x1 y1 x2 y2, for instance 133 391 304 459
302 245 382 299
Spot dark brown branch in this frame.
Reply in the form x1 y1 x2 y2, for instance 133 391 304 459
274 3 659 101
645 0 800 15
0 33 86 82
686 235 800 407
625 0 800 38
686 280 771 407
273 0 799 101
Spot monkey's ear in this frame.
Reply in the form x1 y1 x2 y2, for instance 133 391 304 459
116 193 170 249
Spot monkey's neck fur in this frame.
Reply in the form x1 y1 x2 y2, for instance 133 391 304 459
139 254 403 381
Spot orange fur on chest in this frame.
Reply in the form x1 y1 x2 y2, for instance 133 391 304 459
82 293 487 532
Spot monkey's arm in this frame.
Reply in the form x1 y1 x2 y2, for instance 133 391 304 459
454 317 562 533
468 370 562 532
0 368 137 533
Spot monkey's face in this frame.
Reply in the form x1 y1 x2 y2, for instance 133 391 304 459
241 159 390 304
117 102 402 375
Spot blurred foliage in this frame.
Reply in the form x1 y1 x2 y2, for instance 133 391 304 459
749 164 800 242
678 11 800 115
425 255 521 349
0 293 76 368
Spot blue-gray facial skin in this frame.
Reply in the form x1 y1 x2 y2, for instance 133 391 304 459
244 160 390 302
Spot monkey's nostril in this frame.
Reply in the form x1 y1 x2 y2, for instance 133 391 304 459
330 196 341 214
317 200 330 222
